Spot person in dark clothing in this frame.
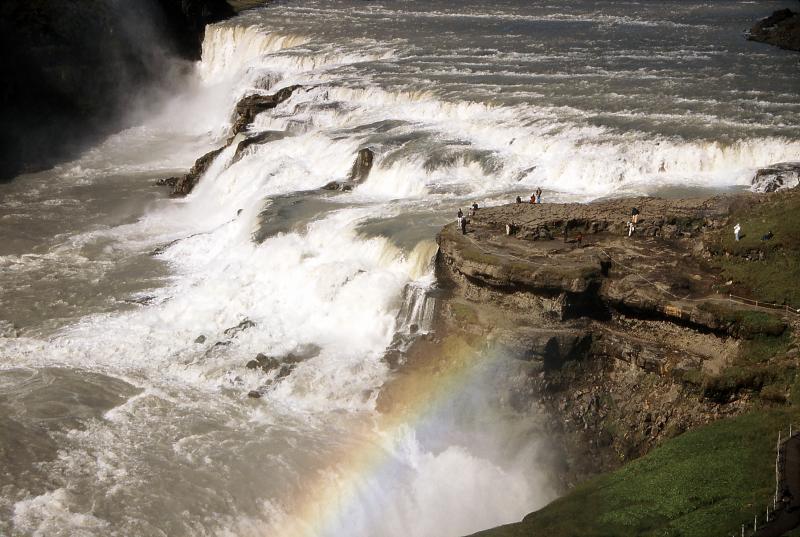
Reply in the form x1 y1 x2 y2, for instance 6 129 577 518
516 196 522 203
460 217 467 235
631 207 640 224
457 208 463 219
762 230 774 241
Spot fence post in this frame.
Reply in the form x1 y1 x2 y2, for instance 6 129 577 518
776 430 782 508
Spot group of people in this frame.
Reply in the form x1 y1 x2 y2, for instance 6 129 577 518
733 223 773 242
457 198 775 249
456 203 480 235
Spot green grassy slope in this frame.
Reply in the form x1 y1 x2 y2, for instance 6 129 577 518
471 408 799 537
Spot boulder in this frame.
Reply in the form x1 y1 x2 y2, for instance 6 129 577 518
747 8 800 51
751 162 800 193
348 148 375 183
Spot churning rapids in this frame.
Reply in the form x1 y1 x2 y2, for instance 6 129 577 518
1 0 799 535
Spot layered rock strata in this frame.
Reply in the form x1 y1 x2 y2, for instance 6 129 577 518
379 194 791 487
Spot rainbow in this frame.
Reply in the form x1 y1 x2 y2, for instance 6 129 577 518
263 336 524 537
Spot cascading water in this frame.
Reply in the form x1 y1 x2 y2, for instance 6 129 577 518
1 0 799 535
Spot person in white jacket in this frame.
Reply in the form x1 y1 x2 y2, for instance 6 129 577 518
734 223 741 241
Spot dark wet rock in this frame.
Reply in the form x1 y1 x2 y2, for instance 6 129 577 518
751 161 800 193
247 390 262 399
157 176 180 188
232 85 303 135
195 335 207 344
223 319 256 338
233 131 290 162
748 8 800 52
0 0 235 182
245 345 320 376
348 148 375 183
168 145 228 196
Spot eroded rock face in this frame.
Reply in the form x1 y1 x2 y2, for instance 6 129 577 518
748 8 800 51
232 85 302 134
752 162 800 193
379 194 783 487
0 0 235 182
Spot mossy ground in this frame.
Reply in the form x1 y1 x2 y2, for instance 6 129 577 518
470 407 800 537
710 190 800 308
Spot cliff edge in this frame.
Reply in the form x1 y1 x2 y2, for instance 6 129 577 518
378 185 800 535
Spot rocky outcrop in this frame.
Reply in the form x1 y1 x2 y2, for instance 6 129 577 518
348 148 375 183
752 161 800 193
0 0 236 182
380 192 796 488
158 92 299 196
321 148 376 191
159 145 227 195
232 130 290 162
748 8 800 51
232 86 302 134
156 0 235 59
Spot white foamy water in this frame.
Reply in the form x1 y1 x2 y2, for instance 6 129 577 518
1 0 799 535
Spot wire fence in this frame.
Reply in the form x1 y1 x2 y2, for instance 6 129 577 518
727 294 800 316
738 425 800 537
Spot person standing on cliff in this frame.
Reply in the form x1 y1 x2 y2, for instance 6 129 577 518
457 208 463 219
460 216 467 235
734 223 741 241
535 187 542 204
631 207 639 224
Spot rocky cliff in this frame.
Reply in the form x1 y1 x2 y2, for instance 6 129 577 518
379 189 799 490
0 0 235 182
